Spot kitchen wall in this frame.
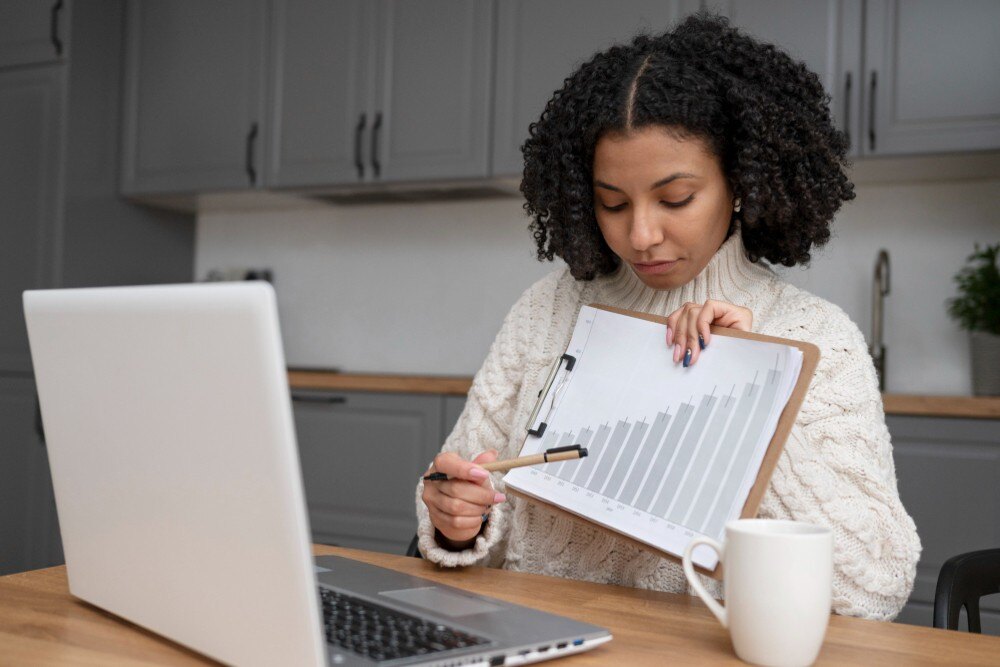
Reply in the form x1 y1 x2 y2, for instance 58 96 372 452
195 165 999 395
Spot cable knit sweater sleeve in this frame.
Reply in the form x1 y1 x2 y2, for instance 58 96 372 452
758 292 921 620
413 275 552 568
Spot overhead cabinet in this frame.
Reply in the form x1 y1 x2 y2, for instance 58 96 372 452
268 0 493 188
493 0 701 176
120 0 1000 202
120 0 268 196
863 0 1000 155
0 0 68 69
708 0 1000 157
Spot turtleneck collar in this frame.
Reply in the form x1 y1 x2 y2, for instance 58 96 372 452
594 229 776 317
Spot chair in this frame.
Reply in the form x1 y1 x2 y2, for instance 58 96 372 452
933 548 1000 632
405 533 422 559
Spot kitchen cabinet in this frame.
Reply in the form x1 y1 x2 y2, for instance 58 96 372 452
493 0 701 176
268 0 492 188
266 0 371 187
0 64 63 374
864 0 1000 155
0 378 61 576
890 415 1000 634
443 396 467 438
292 390 443 554
711 0 1000 157
119 0 268 196
0 0 68 69
0 1 194 575
704 1 863 155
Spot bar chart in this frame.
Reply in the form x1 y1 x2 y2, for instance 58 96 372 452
535 368 781 542
504 305 803 568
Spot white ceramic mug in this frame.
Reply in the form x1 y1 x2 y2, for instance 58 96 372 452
682 519 833 667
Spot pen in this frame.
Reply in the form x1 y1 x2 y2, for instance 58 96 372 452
422 444 588 481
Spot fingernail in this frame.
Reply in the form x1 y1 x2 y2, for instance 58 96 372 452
698 334 706 350
494 492 506 503
469 467 489 480
683 348 692 367
481 513 490 523
666 326 673 345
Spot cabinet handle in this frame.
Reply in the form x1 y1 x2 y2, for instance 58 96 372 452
354 113 366 179
50 0 64 56
245 122 258 186
291 393 348 405
868 71 877 152
843 72 852 148
371 112 382 178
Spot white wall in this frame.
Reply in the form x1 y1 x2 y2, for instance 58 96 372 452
195 175 999 395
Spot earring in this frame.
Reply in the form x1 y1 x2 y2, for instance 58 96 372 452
733 197 742 213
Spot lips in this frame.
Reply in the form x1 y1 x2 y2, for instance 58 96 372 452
632 259 681 275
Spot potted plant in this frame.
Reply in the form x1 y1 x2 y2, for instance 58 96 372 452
946 242 1000 396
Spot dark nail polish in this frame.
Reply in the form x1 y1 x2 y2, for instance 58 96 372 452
683 348 692 367
698 334 706 350
481 513 490 523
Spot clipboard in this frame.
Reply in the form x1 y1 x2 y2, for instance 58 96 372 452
504 303 820 580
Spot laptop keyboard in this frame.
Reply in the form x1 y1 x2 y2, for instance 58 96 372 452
320 587 490 662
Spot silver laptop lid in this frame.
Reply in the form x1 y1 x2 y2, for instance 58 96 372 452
24 282 326 667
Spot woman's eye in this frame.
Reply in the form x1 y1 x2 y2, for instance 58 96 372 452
601 202 627 212
661 195 695 208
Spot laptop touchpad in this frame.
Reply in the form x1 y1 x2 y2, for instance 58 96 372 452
380 587 503 617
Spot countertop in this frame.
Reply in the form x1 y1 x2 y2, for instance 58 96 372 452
287 370 1000 419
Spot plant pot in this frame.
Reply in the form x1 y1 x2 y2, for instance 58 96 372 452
970 330 1000 396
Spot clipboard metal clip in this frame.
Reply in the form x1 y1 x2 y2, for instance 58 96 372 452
526 353 576 438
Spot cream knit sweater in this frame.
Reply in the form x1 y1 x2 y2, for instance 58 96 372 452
415 230 921 621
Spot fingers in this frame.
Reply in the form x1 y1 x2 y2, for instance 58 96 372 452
432 451 490 483
664 300 754 368
422 450 507 544
668 302 697 366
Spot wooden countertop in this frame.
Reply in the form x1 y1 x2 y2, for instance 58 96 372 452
3 544 999 665
288 371 1000 418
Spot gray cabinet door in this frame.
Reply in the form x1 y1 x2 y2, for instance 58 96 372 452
266 0 374 188
442 396 467 442
493 0 701 177
292 391 442 554
864 0 1000 155
705 0 863 156
0 0 68 68
0 378 62 576
371 0 493 182
120 0 267 195
0 65 63 374
890 415 1000 634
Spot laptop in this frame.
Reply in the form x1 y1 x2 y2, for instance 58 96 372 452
23 282 611 667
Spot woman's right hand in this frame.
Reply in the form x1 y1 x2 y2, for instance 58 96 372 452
422 450 506 548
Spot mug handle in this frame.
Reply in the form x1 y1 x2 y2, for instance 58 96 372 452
682 536 727 628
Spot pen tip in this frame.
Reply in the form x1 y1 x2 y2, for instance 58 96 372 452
579 448 588 458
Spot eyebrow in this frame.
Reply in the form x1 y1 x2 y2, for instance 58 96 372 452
593 172 697 193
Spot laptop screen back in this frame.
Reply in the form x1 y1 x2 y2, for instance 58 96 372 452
24 282 326 667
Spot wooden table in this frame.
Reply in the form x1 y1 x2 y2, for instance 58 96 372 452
2 545 999 666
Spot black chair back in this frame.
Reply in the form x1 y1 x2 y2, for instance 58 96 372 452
933 548 1000 632
405 533 422 559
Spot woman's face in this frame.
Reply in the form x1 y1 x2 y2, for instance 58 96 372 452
592 125 734 290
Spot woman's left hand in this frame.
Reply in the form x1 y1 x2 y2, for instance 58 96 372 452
665 300 753 367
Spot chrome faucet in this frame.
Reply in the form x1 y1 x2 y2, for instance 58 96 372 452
870 250 890 392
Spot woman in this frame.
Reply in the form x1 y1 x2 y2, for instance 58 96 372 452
415 13 920 621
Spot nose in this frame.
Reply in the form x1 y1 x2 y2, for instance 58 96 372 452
628 202 665 252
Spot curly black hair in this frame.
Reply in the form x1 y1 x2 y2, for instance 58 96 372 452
520 12 855 280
